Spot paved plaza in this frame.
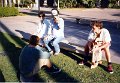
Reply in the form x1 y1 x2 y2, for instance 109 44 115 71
0 7 120 64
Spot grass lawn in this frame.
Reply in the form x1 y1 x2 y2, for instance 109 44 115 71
0 32 120 82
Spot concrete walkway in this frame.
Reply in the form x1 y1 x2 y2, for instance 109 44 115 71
0 7 120 64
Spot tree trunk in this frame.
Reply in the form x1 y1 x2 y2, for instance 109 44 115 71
117 0 120 6
4 0 7 7
38 0 40 13
8 0 12 7
1 0 4 7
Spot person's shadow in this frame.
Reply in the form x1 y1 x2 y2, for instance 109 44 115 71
98 64 108 72
0 69 5 82
15 30 32 40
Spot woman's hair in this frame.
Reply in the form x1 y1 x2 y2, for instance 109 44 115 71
91 20 103 29
38 12 45 17
29 35 40 46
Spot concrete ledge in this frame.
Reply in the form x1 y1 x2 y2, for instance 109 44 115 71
60 39 85 55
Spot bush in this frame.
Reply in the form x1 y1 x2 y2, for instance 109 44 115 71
0 7 19 17
109 0 120 8
59 0 77 8
81 0 96 8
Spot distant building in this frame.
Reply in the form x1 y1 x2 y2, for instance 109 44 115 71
12 0 54 8
34 0 54 7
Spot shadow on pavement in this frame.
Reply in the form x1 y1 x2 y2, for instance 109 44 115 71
15 30 31 40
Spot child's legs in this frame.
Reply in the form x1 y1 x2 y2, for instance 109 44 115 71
52 37 64 53
44 38 52 52
84 42 90 55
32 59 52 75
103 46 111 63
92 52 96 63
92 51 102 63
84 41 93 61
97 50 102 61
33 50 51 74
85 41 93 55
39 59 52 68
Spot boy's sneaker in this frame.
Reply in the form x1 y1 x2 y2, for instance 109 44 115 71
49 51 53 55
78 61 84 65
54 52 60 56
98 60 102 64
91 63 98 69
107 64 113 74
50 66 61 74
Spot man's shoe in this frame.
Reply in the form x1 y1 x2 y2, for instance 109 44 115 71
107 64 113 74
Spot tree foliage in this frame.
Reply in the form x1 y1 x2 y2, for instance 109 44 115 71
109 0 120 8
0 7 19 17
57 0 77 8
58 0 120 8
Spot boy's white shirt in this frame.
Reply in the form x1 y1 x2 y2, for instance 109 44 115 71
88 28 111 43
34 19 49 38
48 17 64 38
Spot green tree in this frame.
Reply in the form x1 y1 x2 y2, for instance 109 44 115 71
59 0 77 8
109 0 120 8
81 0 96 8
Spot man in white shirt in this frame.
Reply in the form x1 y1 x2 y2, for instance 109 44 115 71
34 12 49 47
44 9 64 55
79 21 113 74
